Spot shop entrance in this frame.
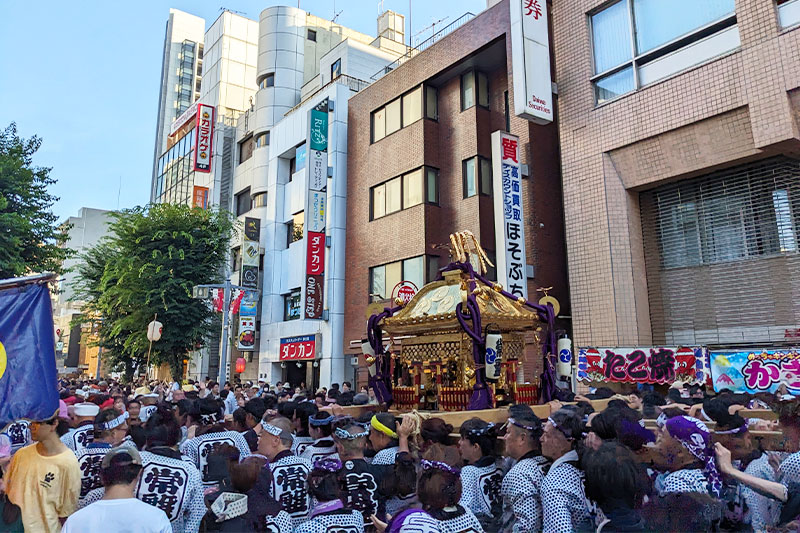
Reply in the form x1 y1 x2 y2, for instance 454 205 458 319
285 361 307 388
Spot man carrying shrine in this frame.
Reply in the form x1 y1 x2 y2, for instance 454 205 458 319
61 403 99 453
75 408 130 505
179 397 250 487
257 416 313 528
299 411 339 464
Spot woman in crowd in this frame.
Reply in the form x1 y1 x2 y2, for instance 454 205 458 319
294 458 364 533
419 458 484 532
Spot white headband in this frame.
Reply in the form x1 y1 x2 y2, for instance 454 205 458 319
260 421 283 437
100 411 129 430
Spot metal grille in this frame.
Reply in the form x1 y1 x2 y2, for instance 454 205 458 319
641 156 800 347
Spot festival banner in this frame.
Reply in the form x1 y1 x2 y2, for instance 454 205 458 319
0 283 60 427
577 346 707 385
710 350 800 394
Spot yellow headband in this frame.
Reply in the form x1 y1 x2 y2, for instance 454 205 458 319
370 415 398 439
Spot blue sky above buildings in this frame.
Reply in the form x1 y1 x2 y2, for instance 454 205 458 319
0 0 486 222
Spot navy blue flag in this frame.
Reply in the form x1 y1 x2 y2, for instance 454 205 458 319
0 283 59 428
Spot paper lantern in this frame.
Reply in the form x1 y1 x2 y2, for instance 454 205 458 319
235 357 246 373
147 320 163 342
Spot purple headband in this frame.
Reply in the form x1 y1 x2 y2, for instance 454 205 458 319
665 416 722 498
313 457 342 473
421 459 461 476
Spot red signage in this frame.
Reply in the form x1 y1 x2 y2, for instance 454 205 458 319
391 281 418 304
280 335 316 361
193 104 214 173
306 232 325 275
304 274 324 319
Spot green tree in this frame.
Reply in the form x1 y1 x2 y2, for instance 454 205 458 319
0 123 71 278
73 203 235 381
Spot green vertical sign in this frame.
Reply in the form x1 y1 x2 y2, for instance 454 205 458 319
309 107 328 151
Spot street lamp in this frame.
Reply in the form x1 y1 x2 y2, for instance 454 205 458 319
193 279 259 385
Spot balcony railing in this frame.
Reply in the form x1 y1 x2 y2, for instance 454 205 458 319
370 12 476 81
284 74 372 116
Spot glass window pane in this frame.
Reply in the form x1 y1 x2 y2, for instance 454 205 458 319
480 158 493 196
464 158 477 197
426 86 438 119
426 255 440 283
402 86 423 126
403 256 424 289
386 177 402 213
461 71 475 109
591 0 633 73
296 143 307 171
594 66 635 104
386 99 401 135
774 189 798 253
386 261 402 296
634 0 734 54
478 72 489 108
426 168 438 204
373 184 386 219
373 108 386 141
371 266 385 300
403 169 423 208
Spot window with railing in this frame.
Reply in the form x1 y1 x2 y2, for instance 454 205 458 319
371 167 439 219
590 0 738 104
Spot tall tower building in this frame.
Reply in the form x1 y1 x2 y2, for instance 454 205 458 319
150 9 205 203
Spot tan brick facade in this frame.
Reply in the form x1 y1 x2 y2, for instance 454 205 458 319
552 0 800 348
344 0 568 383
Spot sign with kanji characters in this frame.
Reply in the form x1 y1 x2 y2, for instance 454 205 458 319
491 131 528 300
136 462 190 522
306 232 325 276
391 281 418 304
577 347 707 385
306 190 326 232
192 186 209 209
193 104 215 172
280 335 316 361
710 350 800 394
509 0 553 124
237 316 256 351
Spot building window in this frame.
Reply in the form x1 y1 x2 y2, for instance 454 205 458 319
235 187 251 216
460 71 489 111
307 29 317 41
255 131 270 147
287 211 304 246
259 73 274 89
296 143 307 171
284 290 301 321
590 0 737 105
371 85 431 143
369 256 433 301
231 246 241 272
371 166 439 219
463 157 492 198
252 192 267 208
331 58 342 79
425 85 438 120
779 0 800 28
239 136 255 164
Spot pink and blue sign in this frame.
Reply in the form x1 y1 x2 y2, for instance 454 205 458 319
710 350 800 394
577 346 706 385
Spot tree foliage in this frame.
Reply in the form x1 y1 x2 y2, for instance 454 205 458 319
73 203 235 381
0 123 71 279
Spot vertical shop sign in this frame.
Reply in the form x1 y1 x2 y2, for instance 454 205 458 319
193 104 215 172
509 0 553 124
241 217 260 289
304 99 328 319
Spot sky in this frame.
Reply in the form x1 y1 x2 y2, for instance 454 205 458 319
0 0 487 223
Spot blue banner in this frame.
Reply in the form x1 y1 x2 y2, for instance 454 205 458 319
0 283 59 427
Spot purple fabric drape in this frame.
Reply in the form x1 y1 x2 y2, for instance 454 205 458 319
367 305 401 406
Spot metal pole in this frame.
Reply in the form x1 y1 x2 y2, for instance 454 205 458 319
218 279 232 385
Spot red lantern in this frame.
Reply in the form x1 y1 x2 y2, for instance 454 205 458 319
235 357 246 373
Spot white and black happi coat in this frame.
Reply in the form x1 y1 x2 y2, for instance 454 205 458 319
291 434 314 456
263 509 294 533
500 453 549 533
371 445 399 465
78 447 206 533
268 450 314 528
293 508 365 533
541 450 598 533
75 442 112 500
3 420 31 454
430 505 485 533
60 421 94 453
299 438 339 465
338 457 394 523
179 430 251 486
459 456 504 519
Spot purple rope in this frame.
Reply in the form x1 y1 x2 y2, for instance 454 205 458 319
367 305 402 406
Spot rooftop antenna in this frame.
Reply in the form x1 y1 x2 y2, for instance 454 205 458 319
332 0 343 23
413 16 446 47
219 7 247 16
378 0 385 14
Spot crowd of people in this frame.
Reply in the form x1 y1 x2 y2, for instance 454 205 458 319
0 376 798 532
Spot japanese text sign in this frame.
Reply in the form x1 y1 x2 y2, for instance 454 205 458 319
304 98 329 320
304 275 324 319
237 316 256 351
509 0 552 124
491 131 528 300
306 232 325 276
280 335 316 361
192 186 209 209
306 191 326 233
193 104 215 172
577 347 707 385
710 350 800 394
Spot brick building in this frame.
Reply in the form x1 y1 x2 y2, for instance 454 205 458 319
344 0 568 384
553 0 800 355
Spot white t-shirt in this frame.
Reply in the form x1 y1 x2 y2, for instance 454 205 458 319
61 498 172 533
